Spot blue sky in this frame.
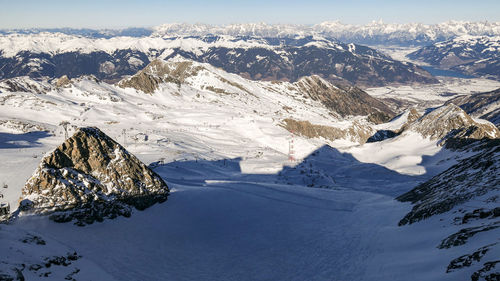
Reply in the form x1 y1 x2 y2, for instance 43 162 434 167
0 0 499 29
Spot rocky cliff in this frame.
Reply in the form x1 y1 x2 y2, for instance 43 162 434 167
20 127 169 225
405 104 500 147
294 75 394 122
397 139 500 281
118 59 204 94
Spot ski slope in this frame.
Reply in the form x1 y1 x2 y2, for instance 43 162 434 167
0 62 495 280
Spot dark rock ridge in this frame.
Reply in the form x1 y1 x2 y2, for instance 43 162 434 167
447 244 496 273
171 37 437 87
367 108 422 143
397 139 500 280
397 139 499 225
0 76 52 94
0 36 438 87
0 49 150 82
19 127 169 225
446 88 500 127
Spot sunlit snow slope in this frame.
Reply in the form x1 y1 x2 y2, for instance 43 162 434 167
0 57 498 280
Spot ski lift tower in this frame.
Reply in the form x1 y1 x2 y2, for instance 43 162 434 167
122 129 127 146
288 131 296 163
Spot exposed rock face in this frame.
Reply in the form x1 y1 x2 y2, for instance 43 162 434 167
294 75 394 122
368 105 499 146
446 88 500 127
0 76 52 94
366 130 398 143
55 75 71 88
20 127 169 225
406 104 500 146
397 139 500 225
118 59 204 94
397 139 500 280
282 118 375 144
405 108 422 124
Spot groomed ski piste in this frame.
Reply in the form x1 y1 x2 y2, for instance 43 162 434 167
1 58 498 280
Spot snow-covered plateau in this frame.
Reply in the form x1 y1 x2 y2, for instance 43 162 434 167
0 54 498 280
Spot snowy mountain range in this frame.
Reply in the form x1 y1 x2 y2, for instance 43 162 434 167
2 20 500 46
152 21 500 46
408 35 500 79
0 33 437 86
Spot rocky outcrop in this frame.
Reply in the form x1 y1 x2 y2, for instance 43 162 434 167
368 105 499 146
55 75 71 88
397 139 500 280
294 75 394 122
19 127 169 225
366 108 421 143
282 118 375 144
447 244 496 273
117 59 203 93
0 76 52 94
397 139 500 225
405 104 500 147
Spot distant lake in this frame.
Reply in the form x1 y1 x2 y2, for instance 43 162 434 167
421 66 474 79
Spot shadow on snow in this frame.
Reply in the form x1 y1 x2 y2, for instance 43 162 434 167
152 145 444 198
0 131 52 149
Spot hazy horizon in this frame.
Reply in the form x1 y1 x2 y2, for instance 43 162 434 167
0 0 499 29
1 19 500 31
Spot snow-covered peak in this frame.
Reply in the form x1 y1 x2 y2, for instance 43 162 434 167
0 33 279 58
152 22 311 38
434 34 500 49
149 21 500 45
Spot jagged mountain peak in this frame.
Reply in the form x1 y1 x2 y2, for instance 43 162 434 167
19 126 169 225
